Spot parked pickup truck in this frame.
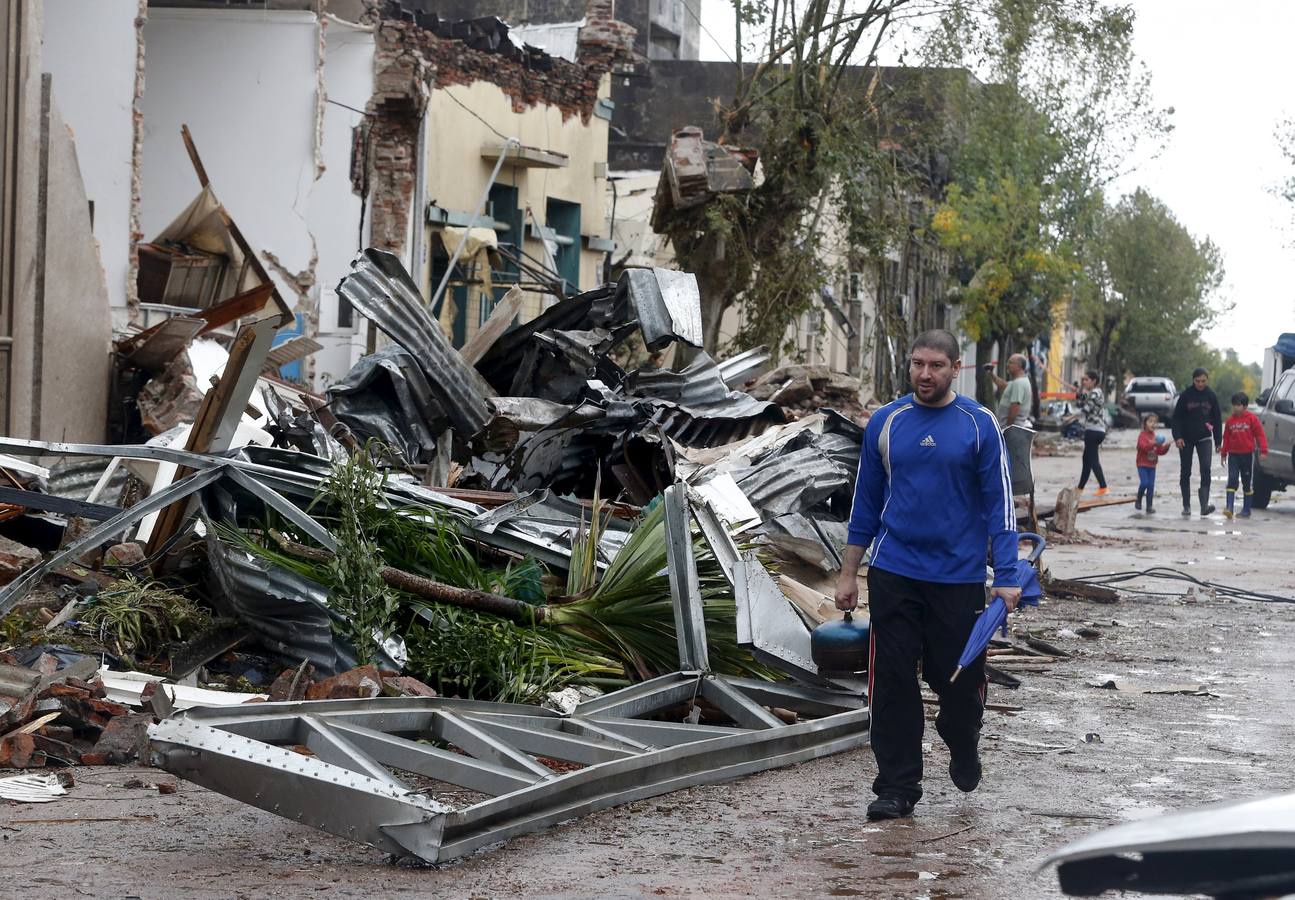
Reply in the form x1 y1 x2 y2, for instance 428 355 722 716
1253 367 1295 508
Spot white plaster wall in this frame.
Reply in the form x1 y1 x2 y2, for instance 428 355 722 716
140 9 318 317
141 8 374 388
40 0 138 326
308 18 374 387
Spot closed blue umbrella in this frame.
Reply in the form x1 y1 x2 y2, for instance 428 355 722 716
950 533 1045 683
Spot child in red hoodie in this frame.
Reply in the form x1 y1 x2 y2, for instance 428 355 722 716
1220 391 1269 518
1136 413 1171 513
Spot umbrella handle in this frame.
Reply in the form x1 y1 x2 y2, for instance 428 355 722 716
1019 532 1046 564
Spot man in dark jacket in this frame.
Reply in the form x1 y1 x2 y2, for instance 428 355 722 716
1171 367 1223 516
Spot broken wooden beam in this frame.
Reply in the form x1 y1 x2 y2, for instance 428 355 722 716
1043 574 1119 604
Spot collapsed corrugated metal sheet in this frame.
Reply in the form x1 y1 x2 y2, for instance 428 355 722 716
326 346 442 465
717 346 772 390
44 457 131 504
729 446 851 518
336 249 493 436
205 533 402 676
629 352 786 449
617 268 703 350
476 285 619 394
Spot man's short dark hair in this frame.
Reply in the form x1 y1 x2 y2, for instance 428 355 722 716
910 329 961 362
1193 367 1209 379
1232 391 1248 407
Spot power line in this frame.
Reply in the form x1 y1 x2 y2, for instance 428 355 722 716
441 88 512 144
1065 566 1294 605
680 0 735 64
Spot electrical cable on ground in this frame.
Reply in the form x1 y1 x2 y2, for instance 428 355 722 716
1063 566 1295 605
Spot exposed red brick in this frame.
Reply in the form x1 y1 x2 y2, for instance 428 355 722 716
365 5 632 257
88 713 153 765
381 675 438 698
0 734 46 768
304 664 383 700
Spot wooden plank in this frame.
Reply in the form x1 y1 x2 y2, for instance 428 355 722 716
121 316 205 372
460 285 524 366
180 125 293 328
146 317 280 561
262 335 323 372
1044 575 1119 604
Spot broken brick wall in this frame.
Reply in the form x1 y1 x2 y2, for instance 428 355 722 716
365 2 634 257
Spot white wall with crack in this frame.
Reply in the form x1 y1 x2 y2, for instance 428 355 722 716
138 7 373 388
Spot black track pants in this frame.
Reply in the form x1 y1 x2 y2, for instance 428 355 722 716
1078 429 1107 489
1179 438 1214 509
867 567 987 804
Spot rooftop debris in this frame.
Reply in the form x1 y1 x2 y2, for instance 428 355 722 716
3 240 1045 861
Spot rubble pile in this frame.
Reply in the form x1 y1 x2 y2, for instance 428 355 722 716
0 246 891 861
0 657 140 768
746 363 869 421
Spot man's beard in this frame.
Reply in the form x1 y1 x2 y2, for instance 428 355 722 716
916 380 953 404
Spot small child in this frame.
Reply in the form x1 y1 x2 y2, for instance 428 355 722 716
1220 391 1269 518
1135 413 1171 513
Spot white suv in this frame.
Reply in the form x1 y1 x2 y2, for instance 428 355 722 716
1124 376 1177 418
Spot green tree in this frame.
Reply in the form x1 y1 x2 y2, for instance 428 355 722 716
1201 347 1262 407
919 0 1170 403
659 1 916 357
1087 189 1226 391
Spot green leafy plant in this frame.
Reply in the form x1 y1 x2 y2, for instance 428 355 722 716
82 575 209 662
314 444 401 665
546 502 774 681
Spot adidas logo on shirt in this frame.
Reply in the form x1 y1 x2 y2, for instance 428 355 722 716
920 434 937 447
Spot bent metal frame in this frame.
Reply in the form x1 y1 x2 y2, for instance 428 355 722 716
148 483 870 863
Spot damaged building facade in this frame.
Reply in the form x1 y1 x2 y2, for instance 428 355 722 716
3 0 636 447
364 1 634 349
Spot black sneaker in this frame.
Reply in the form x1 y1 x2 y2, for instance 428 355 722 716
1201 504 1215 516
866 794 917 820
949 749 982 792
1135 496 1143 510
1181 506 1191 516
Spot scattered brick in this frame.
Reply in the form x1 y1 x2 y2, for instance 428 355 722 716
0 535 41 586
88 713 153 765
381 675 438 698
305 665 383 701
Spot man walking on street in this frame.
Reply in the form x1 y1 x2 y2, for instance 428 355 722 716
835 329 1021 821
989 353 1032 429
1171 367 1223 516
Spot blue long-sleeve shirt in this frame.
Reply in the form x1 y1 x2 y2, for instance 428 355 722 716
847 393 1020 587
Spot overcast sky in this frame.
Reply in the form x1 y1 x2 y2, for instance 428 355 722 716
695 1 1295 367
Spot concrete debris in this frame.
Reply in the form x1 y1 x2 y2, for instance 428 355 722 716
748 363 868 420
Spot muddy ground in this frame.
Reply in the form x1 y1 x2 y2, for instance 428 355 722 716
4 427 1294 899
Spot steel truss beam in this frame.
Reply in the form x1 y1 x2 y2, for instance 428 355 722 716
150 678 867 863
147 485 870 862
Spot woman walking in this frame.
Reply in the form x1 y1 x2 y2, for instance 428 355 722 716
1171 367 1223 517
1070 370 1109 496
